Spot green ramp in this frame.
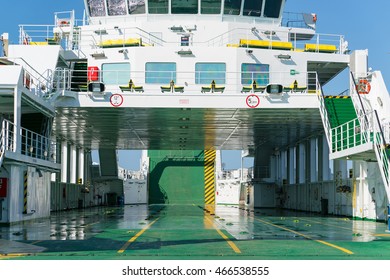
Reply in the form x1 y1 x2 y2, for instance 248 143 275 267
148 150 214 205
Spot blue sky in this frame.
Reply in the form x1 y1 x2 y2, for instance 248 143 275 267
1 0 389 170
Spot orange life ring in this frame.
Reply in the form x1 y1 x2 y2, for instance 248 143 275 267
356 79 371 94
312 14 317 23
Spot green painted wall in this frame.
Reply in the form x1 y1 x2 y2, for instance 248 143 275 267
148 150 205 204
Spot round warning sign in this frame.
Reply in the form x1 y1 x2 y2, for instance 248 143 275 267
110 94 123 107
246 94 260 108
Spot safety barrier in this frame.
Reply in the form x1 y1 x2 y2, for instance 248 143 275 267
51 69 320 96
0 119 57 164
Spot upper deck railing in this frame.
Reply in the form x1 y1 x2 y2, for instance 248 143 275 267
52 69 320 97
18 18 346 54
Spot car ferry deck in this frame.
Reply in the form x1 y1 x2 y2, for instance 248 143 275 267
0 0 389 262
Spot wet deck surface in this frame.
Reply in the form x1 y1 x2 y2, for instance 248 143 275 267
1 204 390 260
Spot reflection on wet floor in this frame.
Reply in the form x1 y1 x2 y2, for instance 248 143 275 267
0 205 387 242
0 204 389 259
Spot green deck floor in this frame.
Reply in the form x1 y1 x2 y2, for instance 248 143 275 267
1 205 390 260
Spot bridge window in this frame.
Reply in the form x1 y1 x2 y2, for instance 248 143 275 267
264 0 282 18
241 63 269 85
87 0 106 17
102 63 131 85
195 63 226 84
106 0 127 16
201 0 221 14
223 0 242 15
148 0 169 13
128 0 146 14
172 0 198 14
243 0 263 17
146 62 176 83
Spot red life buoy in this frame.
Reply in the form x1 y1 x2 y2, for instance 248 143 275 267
356 79 371 94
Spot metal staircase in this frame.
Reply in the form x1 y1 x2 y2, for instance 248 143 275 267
317 72 390 196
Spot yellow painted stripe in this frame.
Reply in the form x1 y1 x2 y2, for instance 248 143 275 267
117 217 160 253
352 179 357 213
253 217 353 255
204 215 241 254
374 234 390 237
0 253 28 260
23 172 28 214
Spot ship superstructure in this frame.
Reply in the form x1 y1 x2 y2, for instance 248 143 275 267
0 0 389 229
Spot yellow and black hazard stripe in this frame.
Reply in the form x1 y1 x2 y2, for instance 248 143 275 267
204 150 216 205
323 96 350 99
23 171 28 214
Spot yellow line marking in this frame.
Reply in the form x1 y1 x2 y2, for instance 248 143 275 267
374 234 390 237
117 217 160 254
0 253 27 260
297 217 352 231
253 217 353 255
204 215 241 254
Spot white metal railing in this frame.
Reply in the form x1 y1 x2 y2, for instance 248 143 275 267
4 57 52 99
331 113 368 153
372 111 390 190
316 78 332 147
51 69 320 96
20 21 346 54
348 72 389 189
330 110 389 190
0 119 15 156
21 126 56 163
0 122 5 167
0 119 57 164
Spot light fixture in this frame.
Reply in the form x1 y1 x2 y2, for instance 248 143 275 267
91 52 106 58
94 29 107 35
170 26 184 32
118 49 128 54
263 30 276 36
177 49 193 56
88 82 105 93
277 54 291 60
246 49 253 54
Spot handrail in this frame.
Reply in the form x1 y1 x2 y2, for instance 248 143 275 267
51 69 319 96
350 72 367 117
316 76 332 148
372 111 389 188
0 119 57 164
0 121 5 167
348 72 389 189
5 57 50 85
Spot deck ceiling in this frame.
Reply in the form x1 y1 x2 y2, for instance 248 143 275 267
53 107 324 151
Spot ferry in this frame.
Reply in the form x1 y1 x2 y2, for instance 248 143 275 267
0 0 389 260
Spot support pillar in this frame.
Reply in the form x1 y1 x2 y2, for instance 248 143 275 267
78 148 84 184
69 145 77 184
13 87 21 153
61 141 68 183
318 135 331 181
